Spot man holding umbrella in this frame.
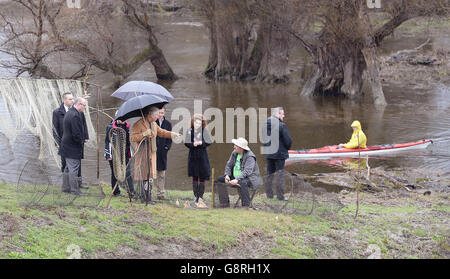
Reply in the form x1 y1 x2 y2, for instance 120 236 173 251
112 80 179 204
130 106 180 204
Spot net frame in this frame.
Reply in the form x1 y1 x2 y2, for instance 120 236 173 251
109 126 127 184
16 159 105 207
212 170 344 216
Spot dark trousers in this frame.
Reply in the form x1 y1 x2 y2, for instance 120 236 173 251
192 177 205 201
60 155 66 173
217 175 252 207
266 159 286 200
61 155 82 183
62 158 81 194
108 159 134 195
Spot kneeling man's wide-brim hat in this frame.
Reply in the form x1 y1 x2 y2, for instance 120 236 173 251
232 137 250 151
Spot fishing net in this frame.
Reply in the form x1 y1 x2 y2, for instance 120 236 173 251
0 78 97 171
16 159 105 207
212 170 344 216
0 78 104 207
109 127 129 190
16 160 53 207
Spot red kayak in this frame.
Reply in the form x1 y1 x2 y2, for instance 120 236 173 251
288 139 432 159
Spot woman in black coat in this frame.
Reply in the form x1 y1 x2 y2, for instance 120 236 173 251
184 114 212 203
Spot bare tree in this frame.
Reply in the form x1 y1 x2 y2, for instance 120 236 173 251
295 0 448 104
193 0 299 83
0 0 87 79
0 0 177 86
252 1 295 83
121 0 177 81
193 0 447 101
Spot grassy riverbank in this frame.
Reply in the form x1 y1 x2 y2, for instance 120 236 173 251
0 182 448 259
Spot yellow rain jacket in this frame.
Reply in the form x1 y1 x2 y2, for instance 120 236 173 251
343 120 367 149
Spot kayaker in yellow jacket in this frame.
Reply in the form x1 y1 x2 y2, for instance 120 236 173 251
339 120 367 149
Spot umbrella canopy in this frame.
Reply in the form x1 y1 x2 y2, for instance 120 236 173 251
115 94 167 121
111 80 174 102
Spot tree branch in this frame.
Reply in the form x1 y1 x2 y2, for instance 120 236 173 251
286 27 316 57
373 12 410 46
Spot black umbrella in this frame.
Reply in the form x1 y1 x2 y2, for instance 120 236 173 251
115 94 167 121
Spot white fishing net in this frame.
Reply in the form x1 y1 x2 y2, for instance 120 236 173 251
0 78 97 169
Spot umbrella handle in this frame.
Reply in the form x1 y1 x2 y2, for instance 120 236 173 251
145 137 151 206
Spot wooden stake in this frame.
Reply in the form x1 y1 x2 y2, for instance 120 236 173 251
366 155 370 179
211 168 215 208
106 182 119 208
355 134 361 218
96 102 100 179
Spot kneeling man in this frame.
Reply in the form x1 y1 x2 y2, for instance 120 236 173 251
217 137 263 208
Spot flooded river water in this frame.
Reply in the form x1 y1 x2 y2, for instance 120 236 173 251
1 15 449 192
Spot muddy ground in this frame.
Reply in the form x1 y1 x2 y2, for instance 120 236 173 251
1 166 449 259
94 187 450 259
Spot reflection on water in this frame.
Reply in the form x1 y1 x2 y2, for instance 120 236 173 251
0 16 449 192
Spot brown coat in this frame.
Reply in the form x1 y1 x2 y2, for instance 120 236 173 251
131 117 173 180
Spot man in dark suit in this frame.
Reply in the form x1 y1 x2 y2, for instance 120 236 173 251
262 107 292 201
61 97 89 196
79 107 89 188
52 92 74 172
155 107 172 200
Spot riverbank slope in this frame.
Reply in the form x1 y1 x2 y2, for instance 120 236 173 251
0 182 448 259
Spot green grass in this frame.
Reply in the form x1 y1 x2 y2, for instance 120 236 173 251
1 182 448 259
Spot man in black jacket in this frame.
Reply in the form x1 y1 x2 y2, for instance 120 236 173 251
79 107 89 189
155 107 172 200
261 107 292 200
52 92 74 172
61 97 88 195
52 92 88 182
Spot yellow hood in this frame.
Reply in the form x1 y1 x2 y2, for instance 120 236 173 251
351 120 362 131
343 120 367 148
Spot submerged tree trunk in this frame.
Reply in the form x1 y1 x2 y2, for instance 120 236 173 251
204 0 290 82
301 31 366 99
300 1 367 100
298 0 445 103
212 0 251 80
359 7 387 106
121 0 177 82
256 20 290 83
361 47 386 105
148 44 177 81
204 13 218 79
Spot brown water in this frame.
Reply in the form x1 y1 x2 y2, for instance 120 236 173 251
1 15 449 192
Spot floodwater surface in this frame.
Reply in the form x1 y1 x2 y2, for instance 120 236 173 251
1 15 449 192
